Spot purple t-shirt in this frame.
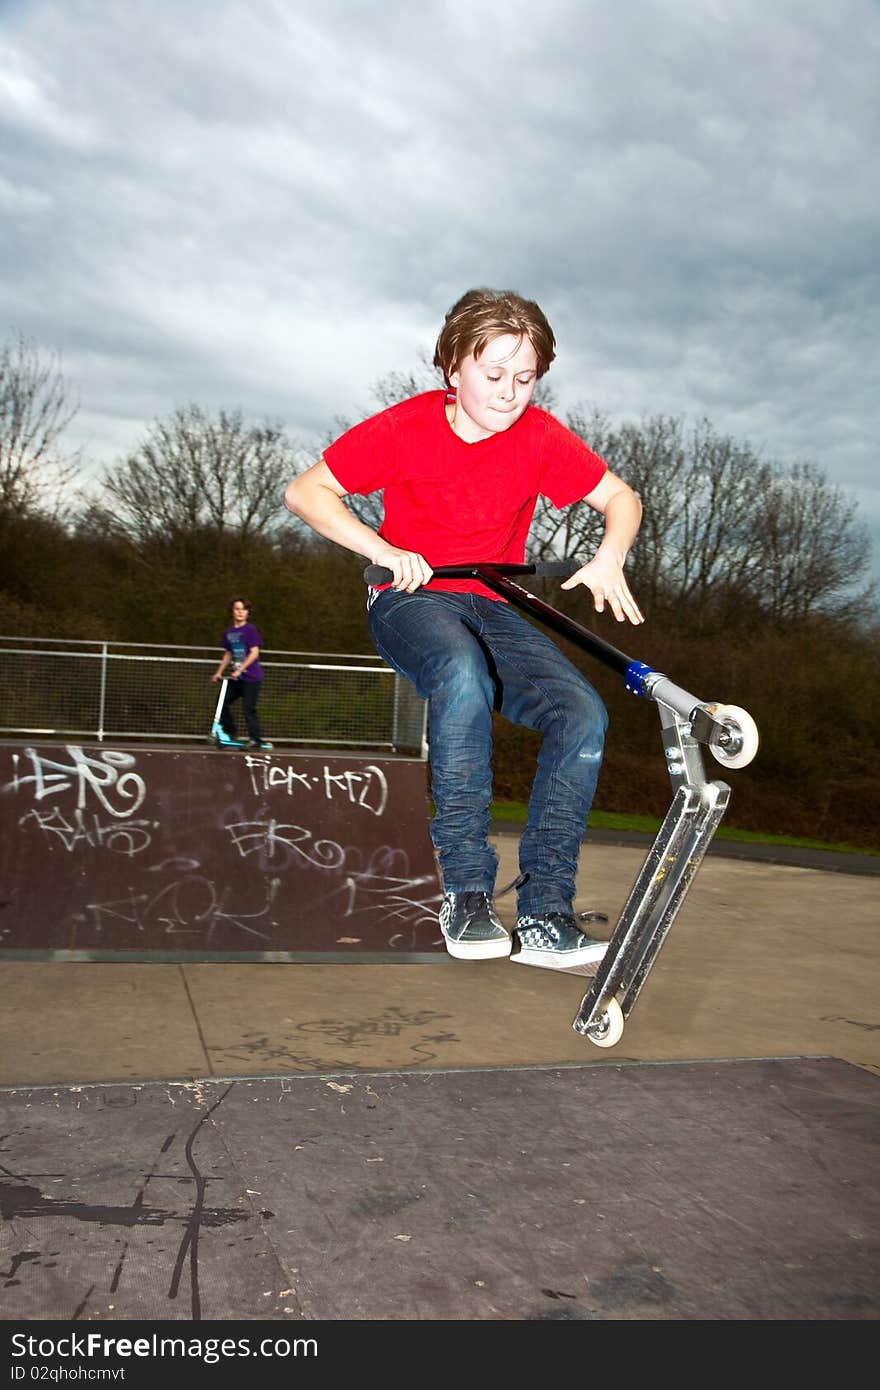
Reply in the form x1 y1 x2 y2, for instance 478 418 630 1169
221 621 264 681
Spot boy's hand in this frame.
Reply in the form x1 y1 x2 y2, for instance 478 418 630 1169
561 558 644 625
372 545 433 593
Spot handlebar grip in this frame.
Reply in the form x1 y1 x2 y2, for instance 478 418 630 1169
532 560 581 578
363 558 581 585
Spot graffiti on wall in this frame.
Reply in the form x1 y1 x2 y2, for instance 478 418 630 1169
1 744 443 955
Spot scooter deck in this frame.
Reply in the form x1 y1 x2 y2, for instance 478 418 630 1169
210 718 248 749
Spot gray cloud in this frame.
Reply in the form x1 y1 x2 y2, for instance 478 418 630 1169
1 0 878 574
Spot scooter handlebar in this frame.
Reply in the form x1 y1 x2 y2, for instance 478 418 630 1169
363 559 580 585
361 557 759 767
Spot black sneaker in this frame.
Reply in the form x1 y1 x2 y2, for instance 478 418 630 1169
439 892 511 960
512 911 608 974
247 740 274 750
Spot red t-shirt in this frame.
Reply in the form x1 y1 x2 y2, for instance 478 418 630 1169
323 390 607 599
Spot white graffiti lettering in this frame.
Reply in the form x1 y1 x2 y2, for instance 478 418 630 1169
81 875 281 943
322 764 389 815
314 846 442 930
244 759 314 797
7 746 147 817
18 806 154 856
244 756 388 816
225 819 346 870
328 873 442 927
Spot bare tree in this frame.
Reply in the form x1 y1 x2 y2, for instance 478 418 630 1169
0 333 79 519
593 413 689 608
663 419 770 606
548 413 768 607
100 404 299 544
752 462 875 624
528 409 876 626
370 351 443 408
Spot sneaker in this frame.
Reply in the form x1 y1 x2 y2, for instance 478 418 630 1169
512 911 608 975
247 740 274 750
439 892 511 961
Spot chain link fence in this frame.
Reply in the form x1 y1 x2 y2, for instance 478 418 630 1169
1 636 427 754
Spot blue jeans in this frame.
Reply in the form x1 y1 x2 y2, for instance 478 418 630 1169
368 589 607 917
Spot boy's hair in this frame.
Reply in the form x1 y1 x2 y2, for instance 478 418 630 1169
230 596 251 614
433 288 556 383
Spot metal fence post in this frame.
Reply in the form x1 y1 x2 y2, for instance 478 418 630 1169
98 642 108 742
392 672 401 751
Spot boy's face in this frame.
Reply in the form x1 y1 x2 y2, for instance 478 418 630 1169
448 333 538 442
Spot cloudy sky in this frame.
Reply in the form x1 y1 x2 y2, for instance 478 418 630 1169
2 0 878 577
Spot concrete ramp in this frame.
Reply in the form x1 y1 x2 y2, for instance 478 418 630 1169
0 1057 876 1321
0 742 443 959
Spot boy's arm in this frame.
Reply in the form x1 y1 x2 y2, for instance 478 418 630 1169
560 470 644 625
283 460 433 592
212 650 232 682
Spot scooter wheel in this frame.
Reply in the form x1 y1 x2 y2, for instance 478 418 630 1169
706 703 760 770
586 996 625 1049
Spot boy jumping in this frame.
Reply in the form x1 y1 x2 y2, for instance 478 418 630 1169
284 288 643 972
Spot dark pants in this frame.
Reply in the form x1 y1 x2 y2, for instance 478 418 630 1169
220 678 263 743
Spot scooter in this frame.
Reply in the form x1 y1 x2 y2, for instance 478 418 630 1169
364 560 759 1050
210 675 248 749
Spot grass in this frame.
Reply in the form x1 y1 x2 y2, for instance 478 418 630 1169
489 800 879 858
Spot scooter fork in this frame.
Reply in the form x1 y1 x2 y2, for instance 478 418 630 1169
573 696 731 1048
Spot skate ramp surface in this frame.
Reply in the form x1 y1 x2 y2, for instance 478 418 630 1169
0 1056 876 1322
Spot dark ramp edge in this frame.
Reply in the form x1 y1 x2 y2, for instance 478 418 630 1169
0 1057 877 1321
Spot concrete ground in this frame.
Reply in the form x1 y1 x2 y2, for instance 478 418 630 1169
2 832 877 1087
